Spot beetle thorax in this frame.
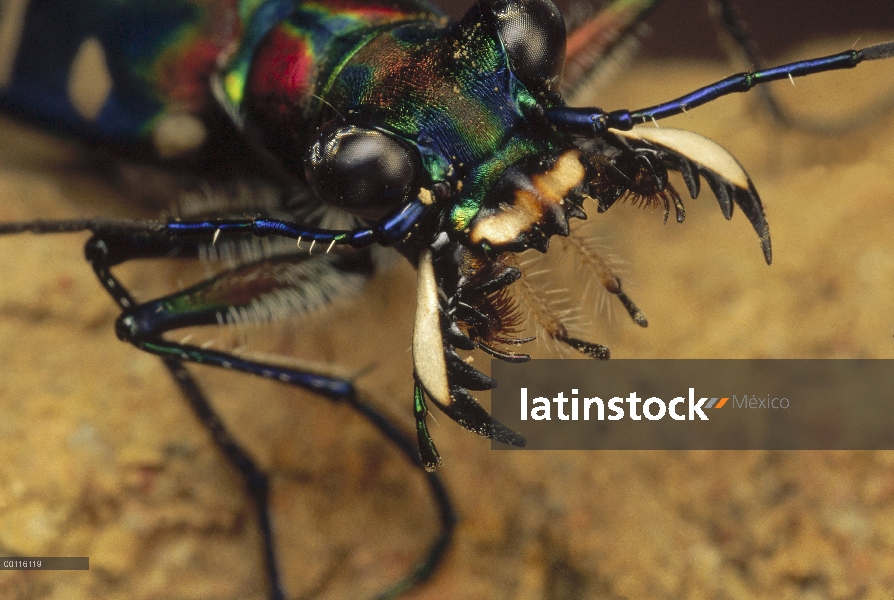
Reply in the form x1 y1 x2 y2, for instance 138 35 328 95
326 19 528 177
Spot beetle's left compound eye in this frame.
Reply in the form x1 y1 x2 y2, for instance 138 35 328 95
305 123 421 220
485 0 566 93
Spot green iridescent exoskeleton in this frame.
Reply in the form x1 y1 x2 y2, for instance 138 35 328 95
302 0 587 253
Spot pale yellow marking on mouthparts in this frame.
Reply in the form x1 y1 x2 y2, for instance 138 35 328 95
537 149 586 200
152 112 208 158
67 37 113 121
0 0 30 88
413 248 451 406
611 127 750 190
418 187 434 206
470 190 540 247
469 149 585 247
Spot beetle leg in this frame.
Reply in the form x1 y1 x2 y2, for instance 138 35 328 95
710 0 894 134
135 338 455 600
563 0 663 100
0 195 429 250
158 358 287 600
708 0 788 124
76 233 454 600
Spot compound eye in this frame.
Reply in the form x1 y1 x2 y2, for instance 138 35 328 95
305 123 421 220
488 0 566 93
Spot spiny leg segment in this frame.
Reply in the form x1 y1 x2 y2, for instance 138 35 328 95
3 219 456 600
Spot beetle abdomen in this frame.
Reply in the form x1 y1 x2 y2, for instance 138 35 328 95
0 0 439 163
0 0 234 144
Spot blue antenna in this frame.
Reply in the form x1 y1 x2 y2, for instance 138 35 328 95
547 41 894 135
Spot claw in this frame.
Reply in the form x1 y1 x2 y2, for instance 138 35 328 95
672 154 701 199
465 266 521 296
706 176 733 220
671 188 685 224
427 386 525 447
730 180 772 265
479 341 530 362
441 314 477 350
445 349 497 390
565 201 587 221
556 333 610 359
609 126 772 264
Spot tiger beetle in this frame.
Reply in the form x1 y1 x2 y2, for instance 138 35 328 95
0 0 892 597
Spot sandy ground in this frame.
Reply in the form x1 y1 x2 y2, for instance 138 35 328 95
1 36 894 600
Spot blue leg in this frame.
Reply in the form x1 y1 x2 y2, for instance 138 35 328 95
78 231 455 599
562 0 664 98
0 196 427 250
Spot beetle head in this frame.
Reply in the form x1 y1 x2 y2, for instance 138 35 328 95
302 0 768 263
302 0 588 249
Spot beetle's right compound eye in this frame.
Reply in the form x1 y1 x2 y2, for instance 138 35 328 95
485 0 566 94
305 123 421 220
